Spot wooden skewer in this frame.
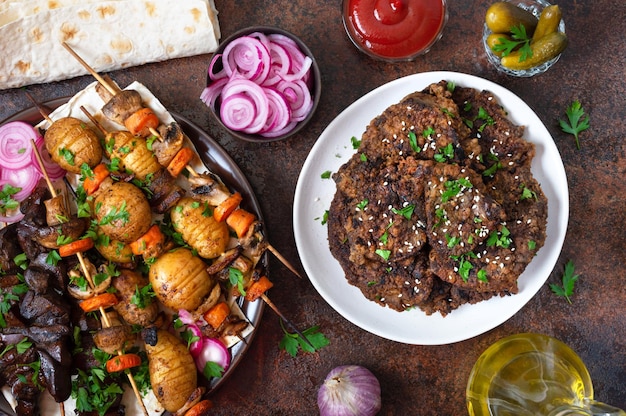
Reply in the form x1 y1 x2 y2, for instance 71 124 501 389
62 42 118 97
29 138 150 416
261 294 315 349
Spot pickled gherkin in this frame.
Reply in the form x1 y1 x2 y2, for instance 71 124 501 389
501 31 568 70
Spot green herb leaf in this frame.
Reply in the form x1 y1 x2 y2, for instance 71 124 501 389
549 260 580 304
491 24 533 61
391 204 415 220
228 267 246 296
321 170 332 179
559 100 590 150
203 361 225 379
279 323 329 357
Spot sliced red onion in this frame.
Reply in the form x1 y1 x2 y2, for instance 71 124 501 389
221 36 271 83
221 78 269 134
0 121 41 170
201 32 314 138
275 79 313 122
31 135 65 180
195 337 231 374
260 87 291 134
0 179 25 224
1 164 41 202
208 53 228 81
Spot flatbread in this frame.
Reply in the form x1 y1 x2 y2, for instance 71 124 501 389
0 0 220 90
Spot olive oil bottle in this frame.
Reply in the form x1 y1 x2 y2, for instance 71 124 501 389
466 333 625 416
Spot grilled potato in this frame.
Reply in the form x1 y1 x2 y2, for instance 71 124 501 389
44 117 102 173
148 247 218 311
93 181 151 243
144 329 197 413
170 197 230 259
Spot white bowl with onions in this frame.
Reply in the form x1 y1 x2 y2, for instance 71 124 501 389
200 26 321 143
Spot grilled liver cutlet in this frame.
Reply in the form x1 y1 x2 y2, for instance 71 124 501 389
327 81 548 316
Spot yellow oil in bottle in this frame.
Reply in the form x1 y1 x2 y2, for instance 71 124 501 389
466 333 594 416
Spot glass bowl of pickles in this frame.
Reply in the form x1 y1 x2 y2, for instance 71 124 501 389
482 0 566 77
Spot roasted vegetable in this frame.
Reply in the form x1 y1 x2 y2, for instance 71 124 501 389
93 181 152 243
44 116 103 173
92 325 135 355
148 247 219 311
144 329 198 413
170 197 230 260
112 268 159 326
104 130 161 180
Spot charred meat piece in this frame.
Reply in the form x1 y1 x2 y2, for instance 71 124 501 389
0 223 21 274
357 90 469 168
147 167 186 214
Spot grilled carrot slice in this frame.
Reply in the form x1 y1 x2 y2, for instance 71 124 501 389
226 208 256 238
244 275 273 302
79 292 119 313
167 147 194 177
58 237 94 257
213 192 242 222
106 353 142 373
203 301 231 329
185 399 213 416
130 224 165 256
83 163 110 195
124 107 159 137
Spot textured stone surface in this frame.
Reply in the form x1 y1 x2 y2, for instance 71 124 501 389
0 0 624 414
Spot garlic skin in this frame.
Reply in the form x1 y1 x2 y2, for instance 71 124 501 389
317 365 382 416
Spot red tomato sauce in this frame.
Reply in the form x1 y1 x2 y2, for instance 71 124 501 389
344 0 447 60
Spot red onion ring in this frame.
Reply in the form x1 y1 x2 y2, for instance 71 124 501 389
31 134 66 180
201 32 314 138
194 337 231 374
0 121 41 170
1 164 41 202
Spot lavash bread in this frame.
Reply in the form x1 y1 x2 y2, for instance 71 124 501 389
0 0 220 90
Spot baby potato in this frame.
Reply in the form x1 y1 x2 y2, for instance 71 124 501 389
105 130 161 180
93 181 152 243
148 247 217 311
94 229 135 265
44 117 103 173
170 197 230 259
144 329 197 413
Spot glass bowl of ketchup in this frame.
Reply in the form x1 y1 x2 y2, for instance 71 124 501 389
343 0 448 62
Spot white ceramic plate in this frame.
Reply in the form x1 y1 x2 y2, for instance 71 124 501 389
293 71 568 345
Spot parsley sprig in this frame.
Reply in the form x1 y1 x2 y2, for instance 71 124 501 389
550 260 580 303
491 24 533 61
559 100 590 150
279 322 329 357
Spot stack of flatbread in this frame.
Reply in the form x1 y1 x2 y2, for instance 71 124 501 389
0 0 220 90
